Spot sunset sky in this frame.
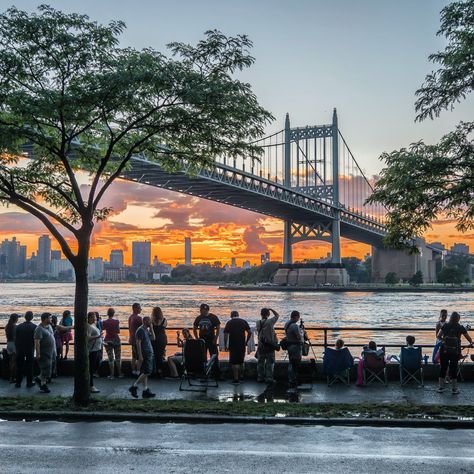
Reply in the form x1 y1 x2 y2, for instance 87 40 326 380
1 0 473 265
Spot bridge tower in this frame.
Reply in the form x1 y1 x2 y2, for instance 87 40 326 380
282 109 341 264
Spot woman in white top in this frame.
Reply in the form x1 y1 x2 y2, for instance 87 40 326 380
87 311 103 393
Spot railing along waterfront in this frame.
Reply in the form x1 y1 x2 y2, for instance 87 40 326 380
1 325 471 358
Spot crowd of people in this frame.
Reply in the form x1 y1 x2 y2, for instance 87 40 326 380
2 304 473 397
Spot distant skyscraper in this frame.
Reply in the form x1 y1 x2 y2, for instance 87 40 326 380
37 235 51 275
231 257 237 268
110 249 124 268
18 245 27 274
51 250 61 260
184 237 192 265
132 241 151 268
0 237 21 276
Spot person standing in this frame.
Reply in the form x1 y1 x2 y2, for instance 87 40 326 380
193 303 221 379
151 307 168 378
255 308 280 384
129 316 156 399
34 313 55 393
193 303 220 358
15 311 36 388
60 310 73 359
437 311 473 394
128 303 143 376
224 310 251 384
5 313 19 383
284 310 303 391
87 311 103 393
102 307 122 379
433 309 448 365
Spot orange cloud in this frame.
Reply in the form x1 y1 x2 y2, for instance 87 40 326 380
1 178 471 265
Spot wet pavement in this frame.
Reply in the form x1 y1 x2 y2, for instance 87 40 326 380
2 375 474 406
0 420 472 473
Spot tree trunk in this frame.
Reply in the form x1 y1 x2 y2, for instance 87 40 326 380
72 237 91 405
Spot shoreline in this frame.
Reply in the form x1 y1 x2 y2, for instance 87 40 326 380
219 285 474 293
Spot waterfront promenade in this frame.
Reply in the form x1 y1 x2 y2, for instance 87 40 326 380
2 376 474 407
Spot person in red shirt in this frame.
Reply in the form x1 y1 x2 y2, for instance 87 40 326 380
128 303 143 376
102 307 122 379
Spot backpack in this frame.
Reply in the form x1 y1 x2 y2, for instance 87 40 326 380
198 316 213 338
442 326 460 355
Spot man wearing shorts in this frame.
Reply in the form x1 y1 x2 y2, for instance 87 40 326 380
129 316 156 399
224 310 251 384
103 307 122 378
34 313 55 394
128 303 142 376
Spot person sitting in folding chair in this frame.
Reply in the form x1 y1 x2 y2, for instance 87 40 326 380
399 335 424 386
179 338 218 392
360 341 387 386
323 339 354 386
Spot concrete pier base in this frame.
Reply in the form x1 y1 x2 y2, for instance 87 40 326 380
273 263 349 287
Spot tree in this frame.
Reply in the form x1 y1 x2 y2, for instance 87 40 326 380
437 266 465 285
384 272 398 285
409 271 424 286
367 0 474 248
0 6 272 404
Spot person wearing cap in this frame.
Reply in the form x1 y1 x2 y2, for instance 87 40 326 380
193 304 221 358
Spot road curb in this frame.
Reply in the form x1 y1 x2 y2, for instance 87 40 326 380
0 410 472 429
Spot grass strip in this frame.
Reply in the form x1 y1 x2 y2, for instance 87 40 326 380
0 397 472 420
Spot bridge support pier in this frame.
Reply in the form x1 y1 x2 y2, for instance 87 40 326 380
331 214 341 264
283 220 293 264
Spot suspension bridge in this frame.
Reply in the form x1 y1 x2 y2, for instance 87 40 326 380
123 109 387 264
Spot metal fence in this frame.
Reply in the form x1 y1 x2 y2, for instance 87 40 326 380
2 325 471 359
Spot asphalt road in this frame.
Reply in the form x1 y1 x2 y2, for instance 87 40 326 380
0 421 472 473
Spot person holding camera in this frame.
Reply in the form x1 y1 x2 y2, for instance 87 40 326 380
284 310 303 391
437 311 473 394
256 308 280 384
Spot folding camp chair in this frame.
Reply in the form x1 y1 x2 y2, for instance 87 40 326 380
362 351 387 386
323 347 354 386
179 339 218 392
399 347 424 386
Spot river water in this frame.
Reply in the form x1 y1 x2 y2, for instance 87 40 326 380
1 283 473 350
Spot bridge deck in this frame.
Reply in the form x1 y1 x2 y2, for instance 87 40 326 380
123 157 385 247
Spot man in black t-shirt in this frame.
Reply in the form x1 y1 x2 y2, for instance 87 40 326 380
224 311 251 384
437 311 473 394
193 303 221 358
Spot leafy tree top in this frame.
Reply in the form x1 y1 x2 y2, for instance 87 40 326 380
368 0 473 249
0 5 273 263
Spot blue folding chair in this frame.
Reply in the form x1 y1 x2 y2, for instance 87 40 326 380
399 347 424 386
323 347 354 386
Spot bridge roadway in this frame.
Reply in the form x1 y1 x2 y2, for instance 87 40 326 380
123 155 386 247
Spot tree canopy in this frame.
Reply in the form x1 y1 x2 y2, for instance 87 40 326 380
367 0 473 248
0 5 272 403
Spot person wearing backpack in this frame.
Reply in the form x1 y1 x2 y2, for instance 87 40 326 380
284 310 303 391
437 311 473 394
193 303 221 379
256 308 280 384
193 303 221 357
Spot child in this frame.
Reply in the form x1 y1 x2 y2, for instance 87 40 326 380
335 339 345 350
406 335 416 348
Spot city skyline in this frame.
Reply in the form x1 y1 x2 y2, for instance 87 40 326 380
0 1 472 264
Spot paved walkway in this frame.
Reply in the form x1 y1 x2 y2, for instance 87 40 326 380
2 376 473 405
1 421 472 473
